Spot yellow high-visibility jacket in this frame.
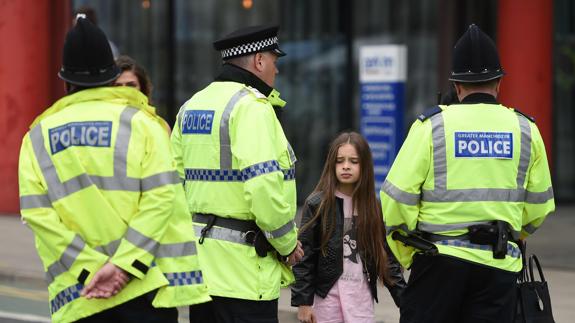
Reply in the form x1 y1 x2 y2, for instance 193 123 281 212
381 98 554 272
171 81 298 301
18 87 210 323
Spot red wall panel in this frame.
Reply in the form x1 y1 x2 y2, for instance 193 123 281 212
498 0 553 166
0 1 69 214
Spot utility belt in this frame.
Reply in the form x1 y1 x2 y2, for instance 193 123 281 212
193 213 277 258
395 220 518 259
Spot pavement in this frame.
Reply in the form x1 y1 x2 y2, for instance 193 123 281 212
0 206 574 322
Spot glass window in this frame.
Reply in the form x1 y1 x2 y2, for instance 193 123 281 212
554 0 575 201
73 0 484 202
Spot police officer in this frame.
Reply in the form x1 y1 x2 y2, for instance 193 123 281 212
18 16 209 323
380 24 554 323
171 25 304 323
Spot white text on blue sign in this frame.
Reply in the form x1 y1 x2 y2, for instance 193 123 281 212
182 110 215 134
49 121 112 154
454 132 513 159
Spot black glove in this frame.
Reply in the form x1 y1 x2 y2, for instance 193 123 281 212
384 244 407 308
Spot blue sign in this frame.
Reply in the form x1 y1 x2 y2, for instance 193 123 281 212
454 132 513 159
359 45 406 192
49 121 112 154
360 83 404 190
182 110 215 134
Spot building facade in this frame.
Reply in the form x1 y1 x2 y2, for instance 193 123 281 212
1 0 573 213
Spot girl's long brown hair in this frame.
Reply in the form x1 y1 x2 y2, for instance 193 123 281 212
300 131 390 284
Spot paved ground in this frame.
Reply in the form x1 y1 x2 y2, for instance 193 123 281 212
0 206 573 322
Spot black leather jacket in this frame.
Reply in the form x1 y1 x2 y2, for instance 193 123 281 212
291 193 406 307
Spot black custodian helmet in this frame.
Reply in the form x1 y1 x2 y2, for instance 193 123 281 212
449 24 505 83
58 15 120 86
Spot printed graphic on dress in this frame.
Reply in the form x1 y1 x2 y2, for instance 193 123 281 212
343 217 359 264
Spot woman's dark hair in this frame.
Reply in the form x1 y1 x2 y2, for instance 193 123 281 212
300 131 390 284
115 55 153 101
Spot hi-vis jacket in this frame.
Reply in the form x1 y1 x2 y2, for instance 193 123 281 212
380 94 554 272
171 79 298 301
18 87 210 323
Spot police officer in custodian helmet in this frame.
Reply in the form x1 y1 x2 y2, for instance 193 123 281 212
18 16 209 323
380 24 554 323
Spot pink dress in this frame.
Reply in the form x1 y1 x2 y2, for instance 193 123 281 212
312 191 375 323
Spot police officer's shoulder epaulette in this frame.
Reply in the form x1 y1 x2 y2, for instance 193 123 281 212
245 86 267 100
512 108 536 123
417 105 443 122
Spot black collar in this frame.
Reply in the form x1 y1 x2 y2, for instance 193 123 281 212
459 92 498 104
215 63 273 97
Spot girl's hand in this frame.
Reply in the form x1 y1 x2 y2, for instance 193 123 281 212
297 305 316 323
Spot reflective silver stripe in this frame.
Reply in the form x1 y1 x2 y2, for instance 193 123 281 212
125 227 159 254
422 187 526 202
525 187 554 204
156 241 197 258
287 142 297 163
176 101 189 134
263 220 295 239
516 115 532 188
220 88 250 169
89 175 140 191
93 238 195 259
29 106 142 203
58 173 98 197
20 194 51 209
30 125 65 201
385 223 413 235
114 107 139 178
94 239 121 256
193 224 251 246
435 239 521 258
417 221 492 233
141 171 180 191
422 110 545 204
523 223 538 234
430 113 447 190
45 235 86 284
517 114 531 188
418 221 521 240
381 180 420 206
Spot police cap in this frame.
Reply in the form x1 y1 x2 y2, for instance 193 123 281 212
58 15 120 86
449 24 505 83
213 25 286 60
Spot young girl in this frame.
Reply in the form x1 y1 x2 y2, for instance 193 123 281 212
291 131 405 323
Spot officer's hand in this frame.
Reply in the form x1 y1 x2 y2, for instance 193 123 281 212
286 240 304 266
81 262 129 299
297 305 316 323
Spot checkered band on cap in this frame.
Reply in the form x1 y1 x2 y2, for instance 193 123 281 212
221 36 278 59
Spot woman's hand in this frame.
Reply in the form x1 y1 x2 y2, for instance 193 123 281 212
297 305 316 323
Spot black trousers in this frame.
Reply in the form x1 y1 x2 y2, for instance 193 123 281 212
75 292 178 323
189 296 278 323
400 254 518 323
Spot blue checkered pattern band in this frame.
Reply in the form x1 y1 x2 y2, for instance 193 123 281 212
436 240 521 258
50 283 83 314
165 270 203 286
221 36 278 59
185 160 294 182
185 168 243 181
282 166 296 180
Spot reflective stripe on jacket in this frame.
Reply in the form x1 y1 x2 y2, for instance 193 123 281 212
171 81 298 300
18 87 210 323
380 100 554 272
